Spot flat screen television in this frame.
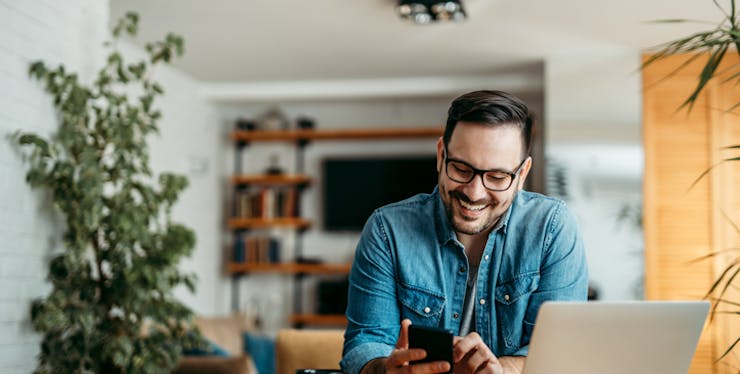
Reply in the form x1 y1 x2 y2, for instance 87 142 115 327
322 156 439 231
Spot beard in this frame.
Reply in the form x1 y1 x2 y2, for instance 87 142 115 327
441 184 516 236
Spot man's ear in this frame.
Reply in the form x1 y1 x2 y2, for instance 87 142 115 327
436 137 445 173
517 156 533 191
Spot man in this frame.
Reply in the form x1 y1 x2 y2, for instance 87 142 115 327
341 90 588 374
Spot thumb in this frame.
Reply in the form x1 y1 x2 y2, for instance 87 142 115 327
396 319 412 349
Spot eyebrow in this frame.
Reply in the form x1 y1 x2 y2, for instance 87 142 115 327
445 153 520 174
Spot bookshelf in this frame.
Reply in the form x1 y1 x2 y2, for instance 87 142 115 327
228 126 443 327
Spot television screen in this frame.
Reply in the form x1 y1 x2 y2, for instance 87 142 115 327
322 156 439 231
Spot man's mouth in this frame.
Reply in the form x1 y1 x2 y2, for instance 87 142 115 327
458 198 488 212
450 190 491 218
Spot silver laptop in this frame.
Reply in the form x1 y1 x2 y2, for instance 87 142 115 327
522 301 709 374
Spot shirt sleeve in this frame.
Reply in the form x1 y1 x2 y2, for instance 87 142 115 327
341 210 400 374
520 201 589 351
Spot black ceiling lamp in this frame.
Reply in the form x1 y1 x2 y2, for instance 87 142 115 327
397 0 467 24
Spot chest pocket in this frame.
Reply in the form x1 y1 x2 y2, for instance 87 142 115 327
495 272 540 351
495 272 539 306
397 282 446 327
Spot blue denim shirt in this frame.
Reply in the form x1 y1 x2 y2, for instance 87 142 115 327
340 187 588 374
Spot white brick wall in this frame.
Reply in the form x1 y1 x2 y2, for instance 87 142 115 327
0 0 108 371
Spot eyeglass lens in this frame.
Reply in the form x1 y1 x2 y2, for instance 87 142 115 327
446 160 514 191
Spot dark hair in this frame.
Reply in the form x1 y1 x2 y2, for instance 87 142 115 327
443 90 534 158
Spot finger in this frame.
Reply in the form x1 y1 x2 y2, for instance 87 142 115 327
386 348 426 368
453 333 499 374
480 361 504 374
453 332 486 362
397 319 412 349
465 347 498 374
402 361 451 374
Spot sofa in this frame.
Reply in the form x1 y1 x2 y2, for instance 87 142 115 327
172 314 345 374
173 314 258 374
274 329 344 374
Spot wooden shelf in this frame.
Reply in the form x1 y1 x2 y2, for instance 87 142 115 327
231 127 443 142
290 313 347 326
227 262 351 275
228 217 311 229
231 174 311 186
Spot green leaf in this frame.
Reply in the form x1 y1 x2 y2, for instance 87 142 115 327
17 133 51 156
679 43 729 111
29 61 47 79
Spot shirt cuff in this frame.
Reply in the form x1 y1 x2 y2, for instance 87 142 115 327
510 345 529 356
340 342 394 374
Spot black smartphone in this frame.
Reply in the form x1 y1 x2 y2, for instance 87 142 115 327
408 324 453 372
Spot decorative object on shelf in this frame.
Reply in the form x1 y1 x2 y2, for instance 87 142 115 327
265 153 284 175
296 116 316 130
14 12 204 373
258 107 291 131
236 117 257 131
396 0 466 24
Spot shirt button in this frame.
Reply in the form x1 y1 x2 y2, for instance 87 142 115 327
484 255 489 261
423 306 431 314
459 266 466 273
479 299 486 305
453 313 459 319
504 294 510 301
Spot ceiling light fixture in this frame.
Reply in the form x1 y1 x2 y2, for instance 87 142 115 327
397 0 467 24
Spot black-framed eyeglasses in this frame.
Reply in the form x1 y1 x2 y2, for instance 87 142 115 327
443 148 527 191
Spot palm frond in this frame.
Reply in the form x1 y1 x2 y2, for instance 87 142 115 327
710 297 740 307
643 53 705 90
720 208 740 235
707 264 740 321
688 247 740 264
645 19 719 25
716 337 739 362
687 156 739 190
679 43 730 111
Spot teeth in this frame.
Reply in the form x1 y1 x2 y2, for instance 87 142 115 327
459 199 487 211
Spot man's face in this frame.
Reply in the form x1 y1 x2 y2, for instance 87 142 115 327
437 122 531 239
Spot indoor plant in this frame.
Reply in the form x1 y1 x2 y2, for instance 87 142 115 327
642 0 739 364
15 12 203 373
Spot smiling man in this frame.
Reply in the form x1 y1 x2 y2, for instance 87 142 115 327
341 90 589 374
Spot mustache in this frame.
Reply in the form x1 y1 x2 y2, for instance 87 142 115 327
449 190 491 205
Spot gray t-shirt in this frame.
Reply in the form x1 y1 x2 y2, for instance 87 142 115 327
458 263 480 336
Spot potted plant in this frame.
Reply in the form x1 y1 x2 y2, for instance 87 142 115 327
15 12 203 373
642 0 739 365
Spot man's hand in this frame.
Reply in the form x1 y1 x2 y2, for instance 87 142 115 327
452 333 525 374
452 333 503 374
361 319 451 374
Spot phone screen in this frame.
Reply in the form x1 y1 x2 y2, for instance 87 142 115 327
407 324 453 372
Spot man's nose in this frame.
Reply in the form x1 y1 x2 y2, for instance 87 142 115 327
461 173 489 201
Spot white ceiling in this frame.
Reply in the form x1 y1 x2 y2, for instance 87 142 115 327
109 0 722 84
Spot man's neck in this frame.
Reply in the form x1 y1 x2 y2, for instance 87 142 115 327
457 231 488 265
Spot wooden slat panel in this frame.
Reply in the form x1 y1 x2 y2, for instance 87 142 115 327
644 53 740 374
